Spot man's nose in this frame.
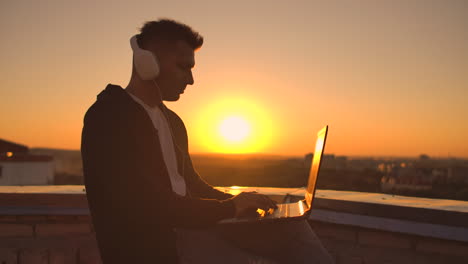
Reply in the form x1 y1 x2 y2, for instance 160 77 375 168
187 71 194 85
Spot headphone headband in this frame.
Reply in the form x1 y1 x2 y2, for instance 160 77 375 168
130 35 140 51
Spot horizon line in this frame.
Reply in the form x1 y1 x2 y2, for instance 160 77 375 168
28 147 468 160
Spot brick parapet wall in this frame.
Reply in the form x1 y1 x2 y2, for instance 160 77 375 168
1 215 468 264
0 215 100 264
0 215 99 264
1 188 467 263
310 221 468 264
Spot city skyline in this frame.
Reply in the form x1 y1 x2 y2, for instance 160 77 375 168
1 0 467 157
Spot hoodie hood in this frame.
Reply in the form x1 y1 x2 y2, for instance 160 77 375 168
97 84 130 104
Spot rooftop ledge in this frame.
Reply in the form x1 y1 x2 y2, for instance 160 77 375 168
1 185 467 243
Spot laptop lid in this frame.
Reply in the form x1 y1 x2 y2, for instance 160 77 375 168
218 126 329 223
304 125 328 209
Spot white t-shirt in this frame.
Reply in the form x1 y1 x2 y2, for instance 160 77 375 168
127 92 187 196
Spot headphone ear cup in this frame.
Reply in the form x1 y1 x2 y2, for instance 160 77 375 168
130 35 160 80
133 49 160 80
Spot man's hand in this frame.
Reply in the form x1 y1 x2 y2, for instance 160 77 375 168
231 192 277 217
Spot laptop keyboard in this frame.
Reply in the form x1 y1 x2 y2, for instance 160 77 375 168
262 203 288 218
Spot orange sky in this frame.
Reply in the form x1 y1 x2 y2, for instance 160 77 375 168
1 0 467 158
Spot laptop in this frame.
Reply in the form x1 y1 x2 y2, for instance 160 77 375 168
218 125 329 224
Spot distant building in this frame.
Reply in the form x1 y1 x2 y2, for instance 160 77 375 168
0 139 54 185
304 153 347 170
378 155 468 191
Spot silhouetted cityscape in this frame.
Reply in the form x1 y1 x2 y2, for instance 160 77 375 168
15 147 468 202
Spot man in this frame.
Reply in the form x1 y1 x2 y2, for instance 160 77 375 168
81 19 333 264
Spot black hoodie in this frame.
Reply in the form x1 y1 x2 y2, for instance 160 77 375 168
81 84 235 263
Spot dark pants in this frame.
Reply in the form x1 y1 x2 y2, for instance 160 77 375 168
176 220 335 264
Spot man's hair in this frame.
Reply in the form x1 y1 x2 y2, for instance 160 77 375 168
136 19 203 51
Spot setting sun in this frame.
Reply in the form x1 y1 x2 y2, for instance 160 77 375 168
218 116 251 143
193 96 274 154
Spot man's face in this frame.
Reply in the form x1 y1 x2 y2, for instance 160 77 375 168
155 40 195 101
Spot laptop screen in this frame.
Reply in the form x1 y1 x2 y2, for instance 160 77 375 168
305 125 328 208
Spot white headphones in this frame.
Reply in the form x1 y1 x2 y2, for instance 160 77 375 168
130 35 160 80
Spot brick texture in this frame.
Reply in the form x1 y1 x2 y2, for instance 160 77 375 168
47 215 77 222
76 215 91 222
339 255 364 264
1 212 468 264
0 248 18 264
36 224 91 237
0 224 33 237
416 238 468 258
358 230 412 249
312 222 357 242
17 215 47 222
352 246 416 264
19 249 48 264
0 216 17 222
320 238 355 259
79 246 102 264
50 248 77 264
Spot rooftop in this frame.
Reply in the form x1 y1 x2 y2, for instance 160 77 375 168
1 186 467 263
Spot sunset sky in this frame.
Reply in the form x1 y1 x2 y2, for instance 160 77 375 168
1 0 467 157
